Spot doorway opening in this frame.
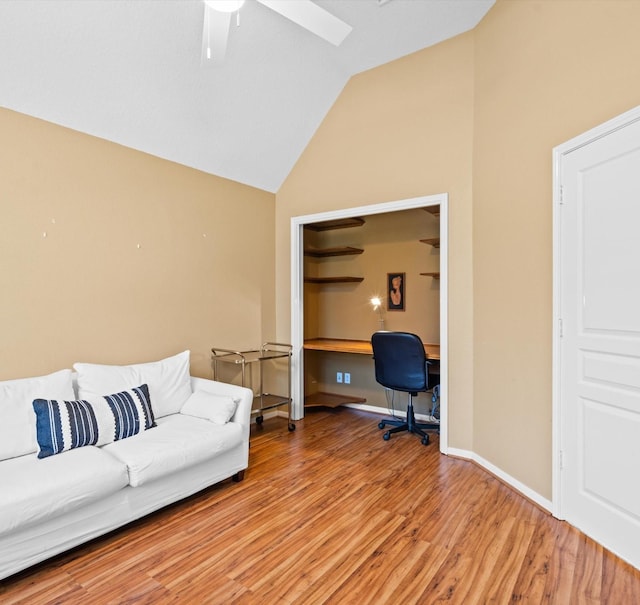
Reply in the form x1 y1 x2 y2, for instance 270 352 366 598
290 193 449 453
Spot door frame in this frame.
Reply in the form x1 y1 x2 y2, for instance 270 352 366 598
290 193 449 454
552 104 640 519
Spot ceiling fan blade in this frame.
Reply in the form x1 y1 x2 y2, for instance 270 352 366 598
257 0 352 46
201 4 231 66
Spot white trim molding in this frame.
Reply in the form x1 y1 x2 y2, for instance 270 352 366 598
448 447 553 513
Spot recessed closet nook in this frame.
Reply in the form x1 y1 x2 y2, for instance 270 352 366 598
302 205 440 418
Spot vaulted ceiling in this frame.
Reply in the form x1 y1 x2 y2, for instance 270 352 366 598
0 0 494 192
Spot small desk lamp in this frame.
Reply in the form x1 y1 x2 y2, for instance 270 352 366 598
370 296 385 330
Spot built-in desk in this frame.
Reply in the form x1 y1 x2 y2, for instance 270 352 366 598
302 338 440 408
303 338 440 360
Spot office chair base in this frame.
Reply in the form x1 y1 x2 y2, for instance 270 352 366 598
382 427 429 445
378 403 438 446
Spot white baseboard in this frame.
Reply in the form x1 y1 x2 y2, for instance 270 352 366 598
274 406 551 512
447 447 552 512
354 407 549 511
343 402 438 423
253 410 283 420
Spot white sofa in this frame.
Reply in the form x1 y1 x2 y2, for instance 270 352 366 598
0 351 253 580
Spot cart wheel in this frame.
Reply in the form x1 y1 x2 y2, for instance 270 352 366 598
383 431 391 441
378 421 386 430
421 436 429 446
288 423 296 432
256 415 263 425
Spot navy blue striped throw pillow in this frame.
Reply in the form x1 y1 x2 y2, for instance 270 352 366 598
33 384 156 458
104 384 155 440
32 399 100 458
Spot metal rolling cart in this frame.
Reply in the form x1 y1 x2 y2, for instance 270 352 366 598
211 342 295 432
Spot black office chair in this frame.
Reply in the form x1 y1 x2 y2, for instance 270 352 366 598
371 331 439 446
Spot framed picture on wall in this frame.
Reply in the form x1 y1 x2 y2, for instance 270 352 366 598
387 272 405 311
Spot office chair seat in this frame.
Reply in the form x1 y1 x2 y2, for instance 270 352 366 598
371 331 439 446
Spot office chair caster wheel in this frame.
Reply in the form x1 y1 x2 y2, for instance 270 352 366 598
421 436 429 446
383 431 391 441
256 415 263 425
288 423 296 432
378 421 386 430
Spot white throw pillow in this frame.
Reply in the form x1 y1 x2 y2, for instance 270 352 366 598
0 369 75 461
74 350 191 418
180 391 239 425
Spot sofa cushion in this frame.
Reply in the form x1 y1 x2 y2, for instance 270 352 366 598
74 350 191 418
102 414 243 487
0 446 129 537
32 385 155 458
0 370 75 461
180 391 239 425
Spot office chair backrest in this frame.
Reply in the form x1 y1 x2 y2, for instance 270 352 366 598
371 331 429 393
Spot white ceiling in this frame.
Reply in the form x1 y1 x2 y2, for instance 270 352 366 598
0 0 494 192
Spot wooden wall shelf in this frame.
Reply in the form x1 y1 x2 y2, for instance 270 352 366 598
304 218 364 283
304 276 364 284
304 246 364 258
304 217 365 231
423 206 440 217
420 238 440 248
420 272 440 279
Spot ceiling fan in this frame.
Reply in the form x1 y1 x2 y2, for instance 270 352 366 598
201 0 353 65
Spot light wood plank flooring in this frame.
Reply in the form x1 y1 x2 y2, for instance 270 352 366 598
1 407 639 604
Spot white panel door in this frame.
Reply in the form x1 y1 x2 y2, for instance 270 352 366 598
556 109 640 569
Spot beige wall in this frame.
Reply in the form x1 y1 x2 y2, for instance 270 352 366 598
0 109 275 381
472 0 640 498
276 32 475 448
277 0 640 500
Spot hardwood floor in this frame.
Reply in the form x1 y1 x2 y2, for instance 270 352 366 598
1 407 639 604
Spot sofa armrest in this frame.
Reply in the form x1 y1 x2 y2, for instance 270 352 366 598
189 377 253 436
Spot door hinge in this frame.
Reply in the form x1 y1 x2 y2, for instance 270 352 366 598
559 318 563 338
559 185 564 204
559 450 564 470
